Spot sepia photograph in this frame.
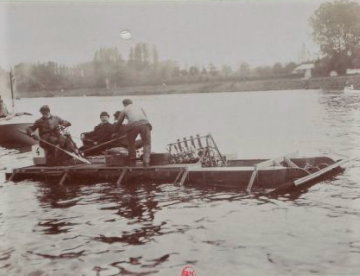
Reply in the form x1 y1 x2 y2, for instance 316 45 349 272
0 0 359 275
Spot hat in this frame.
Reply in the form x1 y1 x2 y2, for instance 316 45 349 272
39 105 50 112
122 99 133 106
100 111 110 117
113 110 122 117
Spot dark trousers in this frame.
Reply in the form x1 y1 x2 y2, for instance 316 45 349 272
127 124 151 164
40 134 68 166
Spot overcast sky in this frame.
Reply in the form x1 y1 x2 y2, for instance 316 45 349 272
0 0 328 70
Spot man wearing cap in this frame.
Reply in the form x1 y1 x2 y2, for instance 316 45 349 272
26 105 71 166
116 99 152 167
80 111 113 154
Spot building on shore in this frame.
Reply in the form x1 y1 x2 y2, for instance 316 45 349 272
346 68 360 75
292 63 315 79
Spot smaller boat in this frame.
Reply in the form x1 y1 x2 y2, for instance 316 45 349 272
0 114 37 147
0 71 37 148
344 85 360 93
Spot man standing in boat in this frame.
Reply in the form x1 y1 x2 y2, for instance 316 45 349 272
115 99 152 167
26 105 71 166
111 110 143 150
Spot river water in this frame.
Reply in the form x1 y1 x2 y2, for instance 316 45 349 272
0 90 359 275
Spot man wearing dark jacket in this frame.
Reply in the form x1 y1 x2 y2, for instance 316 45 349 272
80 111 113 154
27 105 71 166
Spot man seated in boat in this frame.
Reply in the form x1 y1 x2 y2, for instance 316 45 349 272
79 111 113 155
115 99 152 167
26 105 72 166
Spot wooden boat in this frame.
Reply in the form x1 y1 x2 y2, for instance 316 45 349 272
344 85 360 93
5 134 346 194
0 71 37 148
0 115 37 147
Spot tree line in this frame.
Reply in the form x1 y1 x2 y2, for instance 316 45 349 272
13 44 299 93
12 0 360 93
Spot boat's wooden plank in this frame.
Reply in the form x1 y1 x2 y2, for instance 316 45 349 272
284 156 300 168
58 172 69 185
246 168 258 193
254 152 298 169
179 167 189 186
116 168 127 185
293 159 347 186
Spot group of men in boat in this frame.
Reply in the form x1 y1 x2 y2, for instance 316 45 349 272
26 98 152 167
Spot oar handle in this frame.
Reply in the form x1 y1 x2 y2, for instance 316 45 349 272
83 134 127 153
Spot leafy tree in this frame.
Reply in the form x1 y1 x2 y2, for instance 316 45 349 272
189 66 200 76
221 65 233 78
310 1 360 58
208 63 218 77
237 62 251 78
272 62 284 75
152 44 159 67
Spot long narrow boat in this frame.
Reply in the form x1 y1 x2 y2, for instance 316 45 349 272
5 134 346 194
344 85 360 94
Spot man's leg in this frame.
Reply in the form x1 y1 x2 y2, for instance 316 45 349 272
45 147 56 166
127 126 140 166
139 125 151 167
48 136 61 166
40 138 56 166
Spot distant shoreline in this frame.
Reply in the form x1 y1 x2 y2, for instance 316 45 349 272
17 75 360 98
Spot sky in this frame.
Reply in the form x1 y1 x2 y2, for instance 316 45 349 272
0 0 329 70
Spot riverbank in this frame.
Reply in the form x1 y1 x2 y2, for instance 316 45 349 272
17 74 360 98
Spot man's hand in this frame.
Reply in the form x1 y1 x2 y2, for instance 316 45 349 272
93 142 98 145
31 133 39 141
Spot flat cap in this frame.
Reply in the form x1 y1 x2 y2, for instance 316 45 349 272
39 105 50 112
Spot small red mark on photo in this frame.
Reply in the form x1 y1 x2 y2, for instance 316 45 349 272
181 265 196 276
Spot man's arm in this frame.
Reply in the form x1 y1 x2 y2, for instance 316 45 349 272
26 121 39 140
58 117 71 128
82 125 98 141
117 112 126 125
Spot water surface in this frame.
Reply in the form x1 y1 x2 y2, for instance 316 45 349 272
1 90 359 275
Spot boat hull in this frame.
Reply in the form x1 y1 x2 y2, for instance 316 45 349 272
344 87 360 93
5 157 345 192
0 123 37 147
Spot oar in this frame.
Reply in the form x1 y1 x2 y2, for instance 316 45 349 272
82 134 127 154
18 129 91 164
